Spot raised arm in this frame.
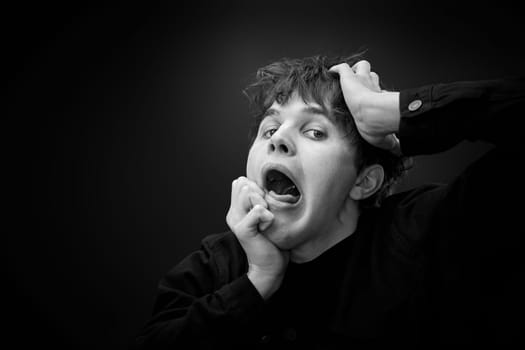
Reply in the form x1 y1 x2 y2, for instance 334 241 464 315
330 62 525 153
330 60 525 252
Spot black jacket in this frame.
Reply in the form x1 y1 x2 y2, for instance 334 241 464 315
135 79 525 348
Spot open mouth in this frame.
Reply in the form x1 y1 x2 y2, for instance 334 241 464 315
264 168 301 204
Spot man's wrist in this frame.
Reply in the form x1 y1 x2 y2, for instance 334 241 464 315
380 91 401 133
367 91 401 134
247 269 283 300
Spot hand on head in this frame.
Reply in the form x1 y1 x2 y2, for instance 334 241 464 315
329 60 401 155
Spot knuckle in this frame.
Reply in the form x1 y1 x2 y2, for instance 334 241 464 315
354 60 370 69
233 177 245 187
234 176 246 185
256 205 269 215
342 63 353 74
222 216 234 227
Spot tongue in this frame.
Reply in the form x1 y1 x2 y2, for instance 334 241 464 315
269 190 300 203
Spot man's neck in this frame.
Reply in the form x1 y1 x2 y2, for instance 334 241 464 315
290 202 360 263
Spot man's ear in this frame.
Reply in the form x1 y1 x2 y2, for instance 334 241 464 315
349 164 385 201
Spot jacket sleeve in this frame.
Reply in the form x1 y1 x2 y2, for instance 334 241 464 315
134 234 266 349
392 78 525 247
398 78 525 154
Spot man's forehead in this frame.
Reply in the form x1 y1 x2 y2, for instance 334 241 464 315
264 97 334 122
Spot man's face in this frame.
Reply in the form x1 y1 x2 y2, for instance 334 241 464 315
246 93 359 250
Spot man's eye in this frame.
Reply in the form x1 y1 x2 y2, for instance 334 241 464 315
262 128 278 138
304 129 325 140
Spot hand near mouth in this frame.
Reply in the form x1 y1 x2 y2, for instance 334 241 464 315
226 176 289 299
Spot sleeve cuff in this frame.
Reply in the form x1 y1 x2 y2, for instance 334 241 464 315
398 85 436 156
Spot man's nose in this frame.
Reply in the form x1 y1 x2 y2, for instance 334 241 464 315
269 128 296 155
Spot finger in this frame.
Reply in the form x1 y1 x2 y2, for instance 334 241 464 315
233 176 264 197
380 134 402 156
239 185 269 213
249 192 268 210
258 211 274 231
255 205 274 232
352 60 371 76
370 71 381 91
232 178 263 207
237 205 274 237
391 134 402 156
239 185 253 212
231 178 240 202
403 156 414 170
328 62 355 77
228 178 267 231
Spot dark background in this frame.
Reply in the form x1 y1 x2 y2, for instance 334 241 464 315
6 1 525 349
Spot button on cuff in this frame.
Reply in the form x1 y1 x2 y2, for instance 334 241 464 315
408 99 422 111
399 85 432 117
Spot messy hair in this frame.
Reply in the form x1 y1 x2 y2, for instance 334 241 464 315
243 54 412 208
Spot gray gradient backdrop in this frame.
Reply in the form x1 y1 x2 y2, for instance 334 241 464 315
6 1 525 349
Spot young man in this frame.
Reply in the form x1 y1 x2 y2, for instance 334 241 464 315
135 55 525 348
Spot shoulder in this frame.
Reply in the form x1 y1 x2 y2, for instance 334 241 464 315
382 183 447 214
371 183 448 256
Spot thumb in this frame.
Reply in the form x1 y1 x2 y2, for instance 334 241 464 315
378 133 402 156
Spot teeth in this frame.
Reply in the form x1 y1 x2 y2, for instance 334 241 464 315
284 185 297 195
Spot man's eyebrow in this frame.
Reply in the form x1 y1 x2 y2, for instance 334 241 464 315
301 106 330 118
262 106 333 120
301 105 336 123
262 107 280 118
